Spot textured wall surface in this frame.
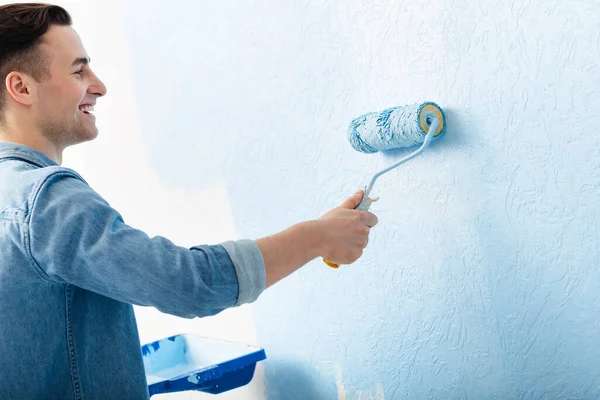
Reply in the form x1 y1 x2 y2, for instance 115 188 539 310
121 0 599 398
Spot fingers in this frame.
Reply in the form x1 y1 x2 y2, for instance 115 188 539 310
321 191 379 266
340 190 364 209
359 235 369 248
360 211 378 228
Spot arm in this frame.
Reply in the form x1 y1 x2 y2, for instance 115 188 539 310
256 221 324 288
29 172 376 315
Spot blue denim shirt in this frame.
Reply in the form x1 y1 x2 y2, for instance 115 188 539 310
0 142 266 399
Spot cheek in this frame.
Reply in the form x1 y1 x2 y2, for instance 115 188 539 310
39 81 85 113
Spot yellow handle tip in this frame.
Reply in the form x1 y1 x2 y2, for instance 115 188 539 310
323 259 340 268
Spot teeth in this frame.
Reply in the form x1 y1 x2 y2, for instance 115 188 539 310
79 105 94 113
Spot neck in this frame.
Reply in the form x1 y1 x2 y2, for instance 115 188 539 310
0 121 63 165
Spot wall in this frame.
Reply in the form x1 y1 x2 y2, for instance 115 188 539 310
61 0 599 398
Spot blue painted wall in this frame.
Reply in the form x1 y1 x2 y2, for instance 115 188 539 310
123 0 600 398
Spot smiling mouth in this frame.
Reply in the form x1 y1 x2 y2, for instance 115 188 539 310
79 104 94 114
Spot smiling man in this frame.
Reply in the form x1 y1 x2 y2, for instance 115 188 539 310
0 3 378 399
0 8 105 161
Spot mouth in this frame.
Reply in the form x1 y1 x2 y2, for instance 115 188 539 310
78 104 95 116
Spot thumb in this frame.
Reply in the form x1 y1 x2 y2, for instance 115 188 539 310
340 190 364 209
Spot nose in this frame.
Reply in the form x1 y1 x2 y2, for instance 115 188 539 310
88 70 107 97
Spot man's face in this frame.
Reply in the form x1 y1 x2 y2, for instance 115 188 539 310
32 24 106 147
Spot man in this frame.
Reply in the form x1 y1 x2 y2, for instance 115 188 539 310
0 3 378 398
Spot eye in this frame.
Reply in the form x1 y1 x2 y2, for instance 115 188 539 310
74 69 84 77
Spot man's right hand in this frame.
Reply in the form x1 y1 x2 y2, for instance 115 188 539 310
256 190 379 287
317 190 379 265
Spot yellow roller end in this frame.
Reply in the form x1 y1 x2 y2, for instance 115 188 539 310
419 103 445 137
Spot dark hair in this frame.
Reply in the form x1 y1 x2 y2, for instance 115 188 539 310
0 3 71 119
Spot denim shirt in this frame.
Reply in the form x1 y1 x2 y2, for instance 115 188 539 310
0 142 266 399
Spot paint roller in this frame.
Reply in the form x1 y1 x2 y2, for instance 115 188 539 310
323 101 446 268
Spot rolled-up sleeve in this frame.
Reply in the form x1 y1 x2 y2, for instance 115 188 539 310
26 171 266 318
218 240 266 305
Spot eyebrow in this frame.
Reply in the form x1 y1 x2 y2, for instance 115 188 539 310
71 57 90 67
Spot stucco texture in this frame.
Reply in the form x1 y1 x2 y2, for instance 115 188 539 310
124 0 600 398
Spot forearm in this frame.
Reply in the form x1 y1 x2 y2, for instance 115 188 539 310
255 220 325 288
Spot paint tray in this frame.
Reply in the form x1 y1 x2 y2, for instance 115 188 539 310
141 333 266 397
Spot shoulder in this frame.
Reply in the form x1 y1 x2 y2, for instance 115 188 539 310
0 160 90 217
27 165 88 206
26 165 113 224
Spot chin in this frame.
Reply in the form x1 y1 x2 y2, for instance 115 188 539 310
87 128 100 140
70 128 99 146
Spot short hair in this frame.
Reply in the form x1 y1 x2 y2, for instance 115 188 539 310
0 3 72 119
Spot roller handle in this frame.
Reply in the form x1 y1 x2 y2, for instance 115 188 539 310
323 192 378 268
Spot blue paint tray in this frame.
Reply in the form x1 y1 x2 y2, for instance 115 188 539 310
141 333 266 397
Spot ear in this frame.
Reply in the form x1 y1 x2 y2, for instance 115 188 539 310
5 71 35 106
